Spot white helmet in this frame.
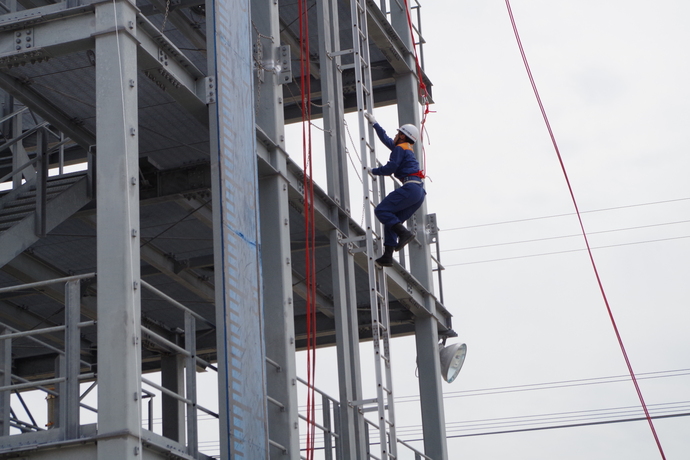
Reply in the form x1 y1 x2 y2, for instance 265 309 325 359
398 124 419 143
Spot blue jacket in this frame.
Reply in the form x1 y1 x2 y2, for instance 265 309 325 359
370 123 420 181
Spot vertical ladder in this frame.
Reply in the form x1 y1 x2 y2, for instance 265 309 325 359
349 0 398 457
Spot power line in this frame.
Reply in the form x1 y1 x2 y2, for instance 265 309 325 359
396 401 690 434
442 219 690 253
400 369 690 402
302 410 690 449
444 235 690 267
406 412 690 442
298 369 690 411
441 197 690 232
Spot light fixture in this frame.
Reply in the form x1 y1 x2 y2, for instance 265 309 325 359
439 342 467 383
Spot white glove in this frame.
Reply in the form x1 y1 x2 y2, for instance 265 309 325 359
364 112 377 125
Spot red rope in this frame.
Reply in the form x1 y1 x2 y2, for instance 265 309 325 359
504 2 666 458
297 1 317 458
402 0 433 176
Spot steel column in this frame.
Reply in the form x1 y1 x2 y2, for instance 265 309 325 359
258 152 300 459
316 0 350 209
94 1 142 458
317 0 367 457
390 2 449 460
252 5 300 453
207 0 269 456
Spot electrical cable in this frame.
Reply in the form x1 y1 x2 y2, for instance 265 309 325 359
415 412 690 442
401 368 690 402
504 1 666 457
397 401 690 434
442 197 690 232
443 219 690 253
445 234 690 267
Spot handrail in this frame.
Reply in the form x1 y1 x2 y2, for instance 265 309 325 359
140 324 213 369
0 272 95 294
363 417 432 460
0 155 39 185
296 376 340 405
0 320 93 368
0 106 28 125
0 320 95 340
0 121 49 154
140 280 215 329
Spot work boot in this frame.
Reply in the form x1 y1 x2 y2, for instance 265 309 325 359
393 222 415 252
375 246 395 267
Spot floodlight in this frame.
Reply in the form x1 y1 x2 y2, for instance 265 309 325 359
439 342 467 383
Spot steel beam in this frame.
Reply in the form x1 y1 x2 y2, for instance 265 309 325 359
0 6 208 126
0 72 96 151
146 0 206 53
135 13 209 124
139 243 215 302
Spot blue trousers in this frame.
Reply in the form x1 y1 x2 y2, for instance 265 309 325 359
375 182 426 247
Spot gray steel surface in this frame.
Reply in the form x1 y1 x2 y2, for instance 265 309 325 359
0 0 452 458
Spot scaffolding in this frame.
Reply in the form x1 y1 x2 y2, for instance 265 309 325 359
0 0 455 458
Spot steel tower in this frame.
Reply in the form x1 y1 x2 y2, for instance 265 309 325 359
0 0 456 458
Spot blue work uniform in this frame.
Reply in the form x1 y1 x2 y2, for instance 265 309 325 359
370 123 426 247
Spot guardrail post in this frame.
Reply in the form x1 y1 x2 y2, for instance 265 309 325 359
35 127 48 238
333 403 342 460
322 395 333 460
64 279 81 439
161 352 185 443
0 329 10 436
184 313 198 457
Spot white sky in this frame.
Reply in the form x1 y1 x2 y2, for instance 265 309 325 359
299 1 689 459
414 0 689 458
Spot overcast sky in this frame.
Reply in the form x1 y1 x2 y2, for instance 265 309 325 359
298 1 689 459
403 0 690 458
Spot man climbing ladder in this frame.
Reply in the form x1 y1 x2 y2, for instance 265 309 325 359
365 112 426 266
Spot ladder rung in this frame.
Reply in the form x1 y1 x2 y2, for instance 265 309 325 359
339 234 367 244
360 406 380 413
329 48 354 57
373 321 387 332
351 397 378 407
